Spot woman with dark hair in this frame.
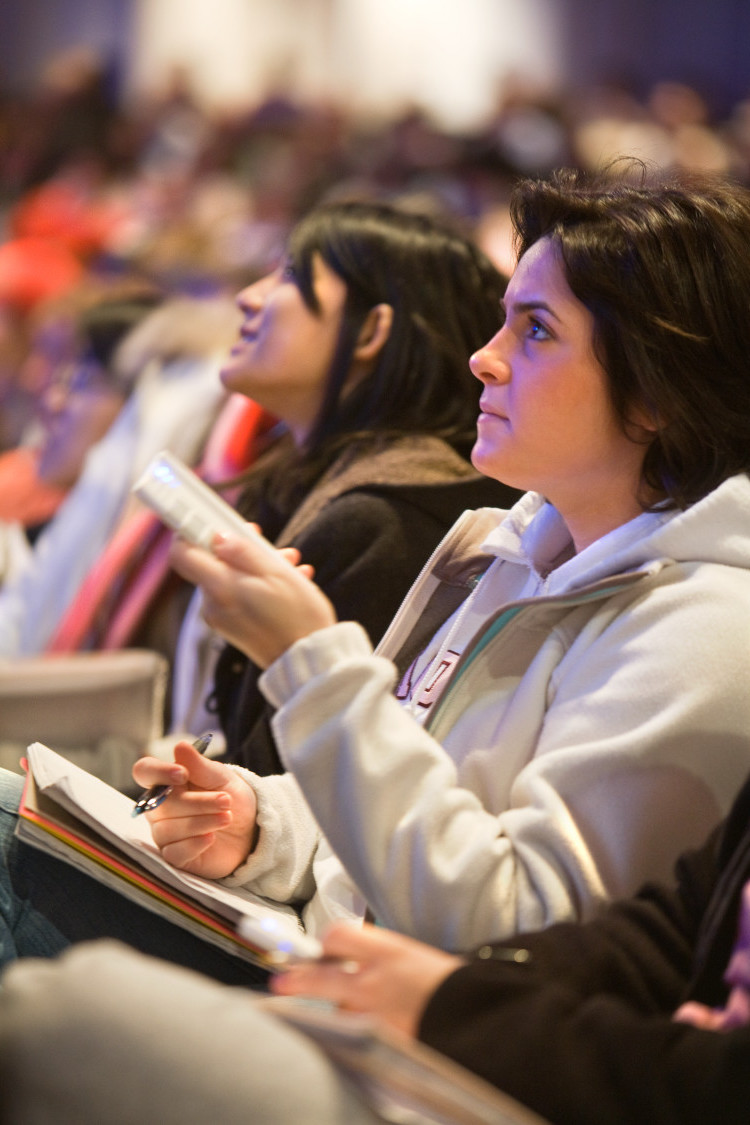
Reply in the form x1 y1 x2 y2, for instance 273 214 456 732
151 166 750 947
272 200 499 452
1 167 750 1000
509 167 750 508
183 200 518 773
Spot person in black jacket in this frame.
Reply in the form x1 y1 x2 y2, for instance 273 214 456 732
273 768 750 1125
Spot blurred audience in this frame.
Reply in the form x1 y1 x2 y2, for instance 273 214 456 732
0 237 85 453
0 293 238 655
0 287 162 585
3 51 748 302
0 50 746 653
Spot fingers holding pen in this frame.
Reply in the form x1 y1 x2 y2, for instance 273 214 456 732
132 741 235 794
132 747 232 860
131 755 188 792
147 788 232 848
131 741 259 880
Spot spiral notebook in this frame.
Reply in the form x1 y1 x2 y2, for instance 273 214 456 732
15 741 300 967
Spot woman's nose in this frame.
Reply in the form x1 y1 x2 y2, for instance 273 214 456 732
236 273 274 313
469 329 511 384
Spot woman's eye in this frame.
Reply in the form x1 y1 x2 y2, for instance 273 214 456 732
528 318 551 341
281 262 297 282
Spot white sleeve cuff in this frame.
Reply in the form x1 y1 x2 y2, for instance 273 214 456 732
259 621 374 709
220 767 320 905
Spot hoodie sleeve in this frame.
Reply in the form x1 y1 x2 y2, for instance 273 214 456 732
419 952 750 1125
258 557 750 950
219 768 320 906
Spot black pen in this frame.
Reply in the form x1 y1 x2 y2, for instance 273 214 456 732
131 732 213 817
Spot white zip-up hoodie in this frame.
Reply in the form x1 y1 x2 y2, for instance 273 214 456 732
223 474 750 952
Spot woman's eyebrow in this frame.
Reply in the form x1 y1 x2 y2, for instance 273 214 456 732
500 297 562 322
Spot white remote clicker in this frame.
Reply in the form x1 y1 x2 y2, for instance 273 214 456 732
132 449 277 554
237 914 324 965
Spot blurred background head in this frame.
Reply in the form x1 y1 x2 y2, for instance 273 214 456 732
35 290 162 488
0 237 86 450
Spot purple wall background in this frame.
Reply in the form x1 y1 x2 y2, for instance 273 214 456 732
559 0 750 115
0 0 133 98
0 0 748 118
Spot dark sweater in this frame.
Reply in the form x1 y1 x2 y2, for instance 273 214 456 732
419 771 750 1125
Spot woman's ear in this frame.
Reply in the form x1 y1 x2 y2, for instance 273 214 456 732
628 403 662 438
353 304 393 364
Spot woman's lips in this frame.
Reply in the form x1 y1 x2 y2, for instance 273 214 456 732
478 400 508 421
227 329 257 356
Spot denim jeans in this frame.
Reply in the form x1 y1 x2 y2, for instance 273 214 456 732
0 770 70 963
0 769 268 987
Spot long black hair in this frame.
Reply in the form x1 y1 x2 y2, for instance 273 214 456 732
237 199 506 522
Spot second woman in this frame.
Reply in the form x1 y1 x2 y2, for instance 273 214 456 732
177 199 519 774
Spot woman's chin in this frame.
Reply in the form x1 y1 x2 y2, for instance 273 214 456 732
470 438 506 479
218 363 249 395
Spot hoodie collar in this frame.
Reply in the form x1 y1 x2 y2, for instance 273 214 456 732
478 474 750 597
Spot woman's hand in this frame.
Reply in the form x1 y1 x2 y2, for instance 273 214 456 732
674 882 750 1032
271 922 465 1037
131 740 258 879
168 532 336 668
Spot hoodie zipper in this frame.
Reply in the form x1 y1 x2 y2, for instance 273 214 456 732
424 568 657 735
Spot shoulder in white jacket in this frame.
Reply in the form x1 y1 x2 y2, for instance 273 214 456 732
222 474 750 951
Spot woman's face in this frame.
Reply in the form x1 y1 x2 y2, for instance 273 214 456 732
220 253 348 444
470 237 650 550
37 356 126 488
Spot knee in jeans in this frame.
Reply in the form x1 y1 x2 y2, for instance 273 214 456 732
0 768 23 815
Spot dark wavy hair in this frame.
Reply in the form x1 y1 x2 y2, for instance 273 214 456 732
237 200 506 519
510 164 750 509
